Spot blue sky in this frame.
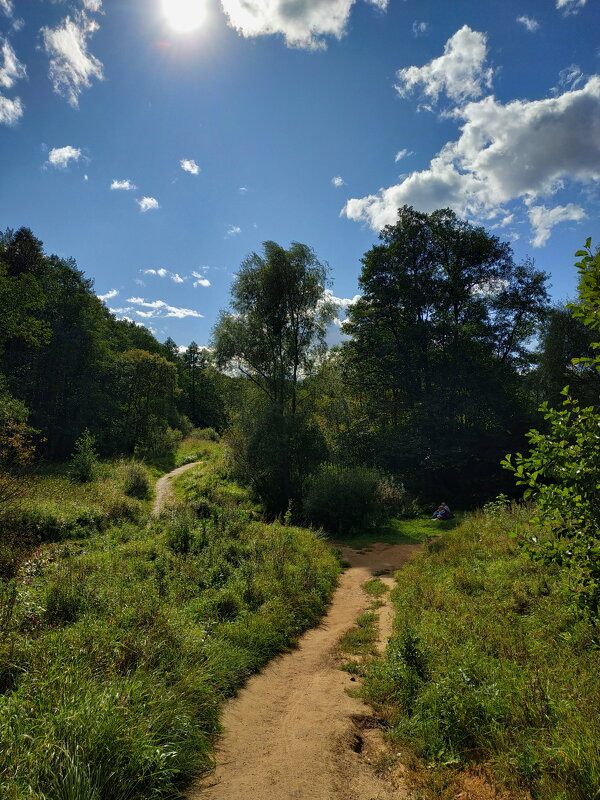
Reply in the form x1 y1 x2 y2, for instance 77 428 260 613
1 0 599 346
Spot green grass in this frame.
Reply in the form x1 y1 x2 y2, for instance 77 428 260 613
361 506 600 800
337 514 461 549
175 436 222 468
4 460 150 546
0 442 340 800
363 578 389 598
338 611 378 656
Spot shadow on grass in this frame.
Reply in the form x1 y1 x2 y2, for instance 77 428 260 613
334 513 463 550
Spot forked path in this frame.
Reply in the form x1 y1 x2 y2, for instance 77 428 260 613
189 541 421 800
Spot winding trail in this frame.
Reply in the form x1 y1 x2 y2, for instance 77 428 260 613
151 461 202 516
188 541 421 800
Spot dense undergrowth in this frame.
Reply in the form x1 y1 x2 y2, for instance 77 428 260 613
0 443 339 800
363 506 600 800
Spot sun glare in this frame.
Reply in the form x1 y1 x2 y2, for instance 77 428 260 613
162 0 206 33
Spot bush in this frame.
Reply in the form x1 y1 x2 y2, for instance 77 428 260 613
376 475 419 518
122 462 150 500
303 464 383 535
193 428 220 442
68 430 98 483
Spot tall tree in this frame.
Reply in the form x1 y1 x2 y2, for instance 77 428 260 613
341 206 549 502
213 241 334 511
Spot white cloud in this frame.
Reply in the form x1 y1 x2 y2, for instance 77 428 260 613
394 148 413 162
556 0 586 15
180 158 200 175
0 38 26 89
0 0 12 17
239 186 248 194
47 145 82 168
41 11 103 107
528 203 587 247
143 268 168 278
126 297 204 319
516 15 540 32
412 21 429 37
396 25 493 105
171 273 185 283
192 270 211 287
226 224 241 237
0 93 22 125
82 0 103 10
138 196 159 212
343 77 600 246
331 176 345 187
97 288 118 301
553 64 586 94
220 0 387 50
110 178 137 191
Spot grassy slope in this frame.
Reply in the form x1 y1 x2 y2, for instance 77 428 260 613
0 443 340 800
362 507 600 800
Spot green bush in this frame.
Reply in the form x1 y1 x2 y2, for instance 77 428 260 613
122 461 150 500
303 463 383 535
193 427 220 442
68 430 98 483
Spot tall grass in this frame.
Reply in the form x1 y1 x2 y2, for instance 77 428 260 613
362 506 600 799
0 444 339 800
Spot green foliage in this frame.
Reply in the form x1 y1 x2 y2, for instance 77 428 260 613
228 404 328 515
362 508 600 799
122 461 150 499
504 241 600 617
504 395 600 615
213 241 335 512
303 464 383 535
339 205 549 503
194 427 220 441
69 430 98 484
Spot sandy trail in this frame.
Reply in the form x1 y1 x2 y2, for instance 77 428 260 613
189 541 421 800
151 461 201 516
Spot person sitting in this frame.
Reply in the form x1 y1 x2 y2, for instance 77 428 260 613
431 502 453 520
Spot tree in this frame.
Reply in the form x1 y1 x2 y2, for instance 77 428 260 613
504 241 600 616
213 241 335 512
341 206 549 502
117 349 178 454
532 305 600 407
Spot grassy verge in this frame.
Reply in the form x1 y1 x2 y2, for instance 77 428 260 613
361 506 600 800
0 443 339 800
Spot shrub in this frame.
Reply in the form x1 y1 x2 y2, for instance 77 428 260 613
193 428 220 442
376 475 419 518
68 430 98 483
303 463 383 536
122 462 150 500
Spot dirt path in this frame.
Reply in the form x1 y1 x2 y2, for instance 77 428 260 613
151 461 201 516
188 541 421 800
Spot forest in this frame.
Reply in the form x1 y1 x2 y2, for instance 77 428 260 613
1 207 600 800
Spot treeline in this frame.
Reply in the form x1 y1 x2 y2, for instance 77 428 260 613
2 210 599 512
214 207 600 515
0 227 224 465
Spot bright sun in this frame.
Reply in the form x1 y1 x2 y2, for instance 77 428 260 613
162 0 206 33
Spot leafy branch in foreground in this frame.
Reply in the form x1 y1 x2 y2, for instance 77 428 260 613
503 241 600 615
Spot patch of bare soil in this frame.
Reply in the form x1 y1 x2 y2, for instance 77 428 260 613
188 542 422 800
151 461 201 516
